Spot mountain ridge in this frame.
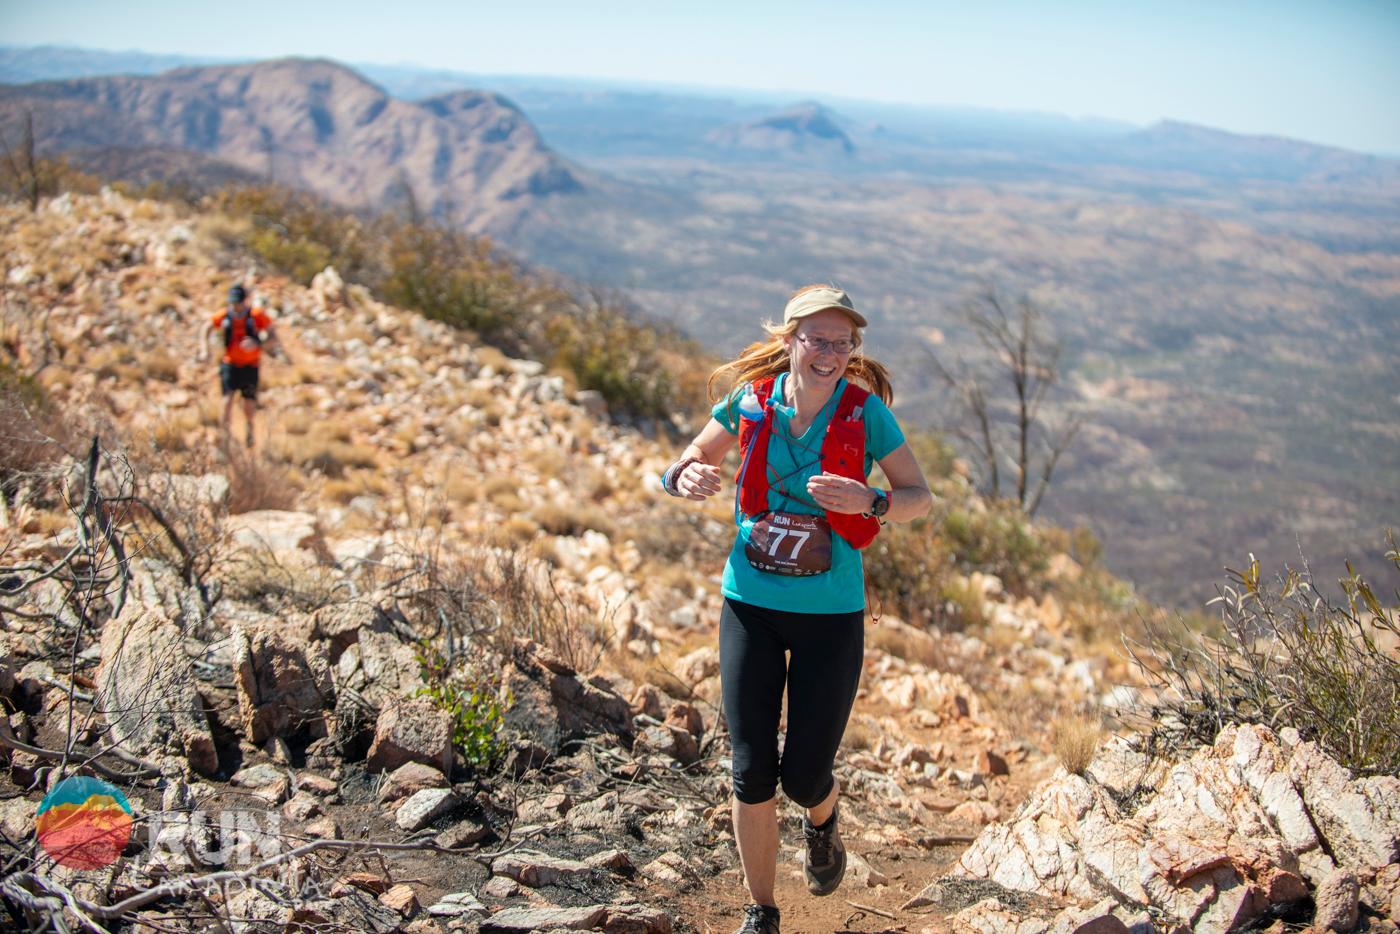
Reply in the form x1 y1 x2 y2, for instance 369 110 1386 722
0 57 586 234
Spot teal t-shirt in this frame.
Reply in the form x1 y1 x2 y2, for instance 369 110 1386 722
712 373 906 614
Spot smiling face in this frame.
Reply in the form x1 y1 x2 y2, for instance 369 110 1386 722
785 307 859 391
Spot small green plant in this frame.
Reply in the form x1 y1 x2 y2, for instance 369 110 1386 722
416 642 510 772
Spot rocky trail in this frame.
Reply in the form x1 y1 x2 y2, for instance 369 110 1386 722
0 191 1396 933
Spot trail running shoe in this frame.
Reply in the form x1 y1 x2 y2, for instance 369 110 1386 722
803 803 846 896
732 903 780 934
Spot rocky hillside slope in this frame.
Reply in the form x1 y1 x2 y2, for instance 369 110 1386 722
0 192 1394 933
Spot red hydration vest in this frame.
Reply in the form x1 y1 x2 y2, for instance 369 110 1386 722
736 376 882 550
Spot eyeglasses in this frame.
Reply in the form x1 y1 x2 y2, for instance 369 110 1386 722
795 335 856 355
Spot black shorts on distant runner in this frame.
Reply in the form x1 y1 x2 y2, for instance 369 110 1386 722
220 363 260 400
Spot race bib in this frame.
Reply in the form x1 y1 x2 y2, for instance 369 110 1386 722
744 511 833 576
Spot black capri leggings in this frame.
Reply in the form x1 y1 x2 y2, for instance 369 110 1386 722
719 597 865 807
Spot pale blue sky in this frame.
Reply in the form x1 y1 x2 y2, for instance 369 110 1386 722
3 0 1398 153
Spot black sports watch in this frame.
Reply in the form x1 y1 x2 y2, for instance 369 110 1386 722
866 488 890 518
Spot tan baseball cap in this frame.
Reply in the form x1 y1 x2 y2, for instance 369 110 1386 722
782 286 868 328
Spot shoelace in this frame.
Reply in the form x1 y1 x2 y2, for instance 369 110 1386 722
743 904 776 932
804 819 833 864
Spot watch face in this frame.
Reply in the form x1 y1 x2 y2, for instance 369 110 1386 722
873 492 890 516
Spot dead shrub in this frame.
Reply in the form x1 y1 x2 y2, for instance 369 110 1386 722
220 549 343 612
480 475 519 505
224 447 302 514
295 439 379 479
323 470 389 504
491 516 539 548
0 360 72 490
145 351 181 383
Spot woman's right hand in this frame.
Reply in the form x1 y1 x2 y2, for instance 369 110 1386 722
679 462 722 501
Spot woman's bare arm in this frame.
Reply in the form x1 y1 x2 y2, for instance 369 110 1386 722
671 418 739 501
875 442 933 523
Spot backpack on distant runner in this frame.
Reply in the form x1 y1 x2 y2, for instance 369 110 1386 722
222 307 264 350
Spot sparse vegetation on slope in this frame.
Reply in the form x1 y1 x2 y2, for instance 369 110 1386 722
1133 541 1400 775
199 182 705 420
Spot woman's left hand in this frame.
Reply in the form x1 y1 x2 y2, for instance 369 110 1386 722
807 472 875 515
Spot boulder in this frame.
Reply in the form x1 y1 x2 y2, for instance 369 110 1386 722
674 646 719 686
337 629 422 705
631 723 699 765
96 607 217 775
1046 898 1130 934
601 903 673 934
377 761 449 805
310 265 347 309
934 725 1397 933
224 510 325 567
379 883 419 918
502 639 633 754
491 849 596 887
949 898 1051 934
366 697 453 775
1289 741 1400 874
434 818 489 849
976 749 1010 777
232 622 335 745
628 683 666 721
480 905 607 933
665 702 704 739
1313 869 1360 932
426 892 488 919
395 788 461 832
310 599 392 661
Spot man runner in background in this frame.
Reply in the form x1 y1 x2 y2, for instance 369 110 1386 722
198 283 289 448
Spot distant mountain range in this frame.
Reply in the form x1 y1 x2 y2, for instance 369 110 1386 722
708 102 856 158
0 57 583 235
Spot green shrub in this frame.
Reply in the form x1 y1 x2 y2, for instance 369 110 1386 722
1132 538 1400 775
416 642 510 772
863 516 956 627
943 503 1048 594
544 302 679 419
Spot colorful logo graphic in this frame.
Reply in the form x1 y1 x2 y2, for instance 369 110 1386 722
35 776 133 869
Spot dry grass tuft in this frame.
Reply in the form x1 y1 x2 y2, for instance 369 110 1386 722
224 447 302 514
532 501 615 539
841 714 881 752
1050 715 1103 775
867 620 942 669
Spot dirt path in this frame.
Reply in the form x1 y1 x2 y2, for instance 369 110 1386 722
676 836 962 933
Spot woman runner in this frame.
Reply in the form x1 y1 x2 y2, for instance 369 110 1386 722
660 284 933 934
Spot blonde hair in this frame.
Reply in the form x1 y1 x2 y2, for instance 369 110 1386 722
707 284 894 417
